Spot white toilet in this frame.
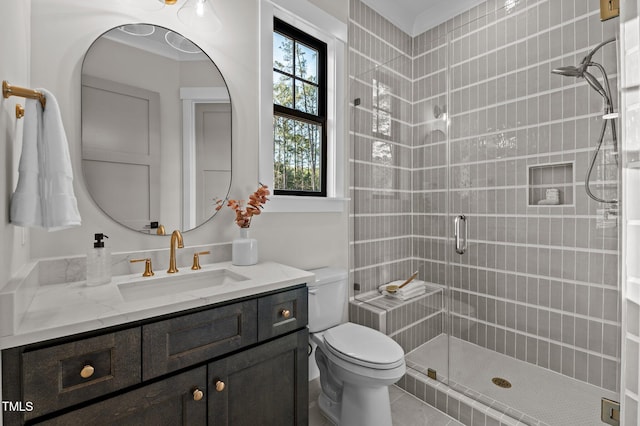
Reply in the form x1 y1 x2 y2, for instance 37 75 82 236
308 268 406 426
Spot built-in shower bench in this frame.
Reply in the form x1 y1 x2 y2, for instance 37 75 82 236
349 284 445 354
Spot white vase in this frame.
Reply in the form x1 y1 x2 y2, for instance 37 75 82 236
232 228 258 266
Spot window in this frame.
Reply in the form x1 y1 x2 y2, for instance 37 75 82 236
372 78 392 138
259 1 347 212
371 78 396 194
272 18 327 197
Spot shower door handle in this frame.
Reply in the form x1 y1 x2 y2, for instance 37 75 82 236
454 215 467 255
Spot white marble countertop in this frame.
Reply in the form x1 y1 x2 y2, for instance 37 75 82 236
0 261 314 350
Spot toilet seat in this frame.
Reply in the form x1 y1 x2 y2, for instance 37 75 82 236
323 323 404 370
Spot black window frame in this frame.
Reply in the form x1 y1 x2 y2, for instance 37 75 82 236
273 17 328 197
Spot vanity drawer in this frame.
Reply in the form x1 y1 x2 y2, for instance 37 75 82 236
22 327 141 420
258 286 308 340
142 300 258 380
38 366 207 426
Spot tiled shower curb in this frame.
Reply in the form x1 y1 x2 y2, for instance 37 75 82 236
396 368 551 426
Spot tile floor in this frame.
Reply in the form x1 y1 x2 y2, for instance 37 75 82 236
308 378 462 426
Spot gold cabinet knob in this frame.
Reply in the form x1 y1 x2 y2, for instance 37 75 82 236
193 388 204 401
281 309 291 319
215 380 225 392
80 365 95 379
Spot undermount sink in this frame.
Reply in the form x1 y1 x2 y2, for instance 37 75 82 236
117 268 249 301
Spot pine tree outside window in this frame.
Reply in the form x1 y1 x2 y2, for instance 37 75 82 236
272 18 327 196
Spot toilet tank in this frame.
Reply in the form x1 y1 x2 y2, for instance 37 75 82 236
307 267 348 333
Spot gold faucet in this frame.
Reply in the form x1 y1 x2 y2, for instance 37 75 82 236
167 230 184 273
130 258 154 277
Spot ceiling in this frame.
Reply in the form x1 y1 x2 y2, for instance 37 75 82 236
361 0 486 37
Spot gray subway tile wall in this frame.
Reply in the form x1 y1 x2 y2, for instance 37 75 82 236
349 0 621 405
439 0 620 392
350 0 415 298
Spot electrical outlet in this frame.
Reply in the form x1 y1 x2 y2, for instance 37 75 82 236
600 0 619 21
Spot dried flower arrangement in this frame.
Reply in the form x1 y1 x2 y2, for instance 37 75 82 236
215 184 270 228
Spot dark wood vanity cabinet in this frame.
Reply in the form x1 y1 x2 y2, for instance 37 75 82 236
36 367 208 426
142 299 258 381
208 329 308 426
1 285 308 426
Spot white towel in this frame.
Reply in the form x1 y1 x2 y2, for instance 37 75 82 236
379 279 427 300
10 89 81 231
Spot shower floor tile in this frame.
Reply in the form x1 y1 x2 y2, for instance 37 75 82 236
406 335 618 426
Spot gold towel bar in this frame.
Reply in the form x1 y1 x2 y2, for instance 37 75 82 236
2 80 46 109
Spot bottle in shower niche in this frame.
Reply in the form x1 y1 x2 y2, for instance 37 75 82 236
86 233 112 286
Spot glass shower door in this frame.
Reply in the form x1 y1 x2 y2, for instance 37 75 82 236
349 48 449 372
444 1 621 425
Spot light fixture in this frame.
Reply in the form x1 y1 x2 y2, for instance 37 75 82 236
177 0 221 33
165 31 200 53
152 0 221 33
119 24 156 36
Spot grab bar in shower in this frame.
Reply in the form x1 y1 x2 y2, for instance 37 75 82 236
454 215 468 255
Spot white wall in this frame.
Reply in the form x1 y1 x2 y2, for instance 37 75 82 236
25 0 348 271
308 0 348 23
0 2 32 420
0 3 31 285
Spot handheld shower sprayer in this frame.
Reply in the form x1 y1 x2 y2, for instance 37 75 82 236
551 37 617 204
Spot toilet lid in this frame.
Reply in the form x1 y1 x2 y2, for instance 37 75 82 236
323 323 404 369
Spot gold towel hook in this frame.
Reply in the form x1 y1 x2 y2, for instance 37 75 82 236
15 104 24 119
2 80 46 109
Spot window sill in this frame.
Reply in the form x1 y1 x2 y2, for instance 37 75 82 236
262 195 348 213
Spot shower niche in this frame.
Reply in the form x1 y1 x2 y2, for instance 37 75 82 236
527 162 574 206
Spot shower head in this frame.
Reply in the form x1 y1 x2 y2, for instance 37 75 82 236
550 38 618 205
551 37 616 79
551 65 611 106
551 65 583 77
551 37 616 108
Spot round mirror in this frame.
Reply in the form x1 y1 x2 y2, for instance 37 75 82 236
81 24 231 234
